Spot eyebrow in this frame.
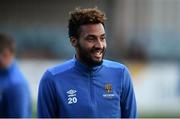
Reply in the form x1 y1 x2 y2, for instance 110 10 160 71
87 33 105 37
100 34 106 37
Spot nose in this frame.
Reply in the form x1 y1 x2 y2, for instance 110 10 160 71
95 39 104 49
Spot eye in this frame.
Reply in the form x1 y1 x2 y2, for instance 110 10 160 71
86 36 96 42
100 36 106 41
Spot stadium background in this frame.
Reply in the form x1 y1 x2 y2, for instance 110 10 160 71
0 0 180 117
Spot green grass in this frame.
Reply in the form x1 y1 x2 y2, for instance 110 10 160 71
32 101 37 118
139 111 180 118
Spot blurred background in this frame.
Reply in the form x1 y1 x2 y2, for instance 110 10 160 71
0 0 180 117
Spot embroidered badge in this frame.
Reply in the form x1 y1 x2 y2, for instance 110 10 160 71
103 83 115 99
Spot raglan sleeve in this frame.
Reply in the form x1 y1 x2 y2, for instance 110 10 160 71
37 70 58 118
5 80 32 118
120 66 138 118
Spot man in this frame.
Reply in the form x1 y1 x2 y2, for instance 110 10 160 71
38 8 137 118
0 33 32 117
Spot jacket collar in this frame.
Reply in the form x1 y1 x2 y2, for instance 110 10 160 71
73 56 103 74
0 61 15 75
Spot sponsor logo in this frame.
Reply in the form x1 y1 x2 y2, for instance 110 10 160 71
67 89 77 95
67 89 77 97
67 89 77 104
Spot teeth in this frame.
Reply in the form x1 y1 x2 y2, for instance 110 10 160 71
95 51 101 56
92 50 103 57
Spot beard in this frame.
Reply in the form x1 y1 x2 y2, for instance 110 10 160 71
76 42 106 67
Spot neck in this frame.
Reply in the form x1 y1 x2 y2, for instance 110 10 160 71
75 54 103 68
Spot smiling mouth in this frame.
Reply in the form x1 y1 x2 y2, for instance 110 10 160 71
92 50 103 59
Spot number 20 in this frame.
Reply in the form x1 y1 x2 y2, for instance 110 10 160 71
68 97 77 104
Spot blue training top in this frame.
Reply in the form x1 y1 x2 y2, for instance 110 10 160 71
38 57 137 118
0 62 32 118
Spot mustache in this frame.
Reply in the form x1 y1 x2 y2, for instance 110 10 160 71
90 47 105 53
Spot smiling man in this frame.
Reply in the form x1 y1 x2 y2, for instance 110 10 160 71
75 23 106 67
38 8 137 118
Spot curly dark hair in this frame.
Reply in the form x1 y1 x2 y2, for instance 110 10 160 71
0 33 15 53
68 7 106 39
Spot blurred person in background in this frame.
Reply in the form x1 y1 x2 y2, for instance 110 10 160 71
0 33 32 118
38 7 137 118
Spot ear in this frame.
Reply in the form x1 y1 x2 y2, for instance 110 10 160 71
70 36 78 47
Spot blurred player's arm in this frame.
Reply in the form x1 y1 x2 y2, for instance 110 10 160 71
5 82 32 117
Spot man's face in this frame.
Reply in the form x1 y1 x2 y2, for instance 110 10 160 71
0 48 14 69
74 23 107 67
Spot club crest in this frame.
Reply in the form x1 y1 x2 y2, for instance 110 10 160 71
105 83 112 93
103 83 115 99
